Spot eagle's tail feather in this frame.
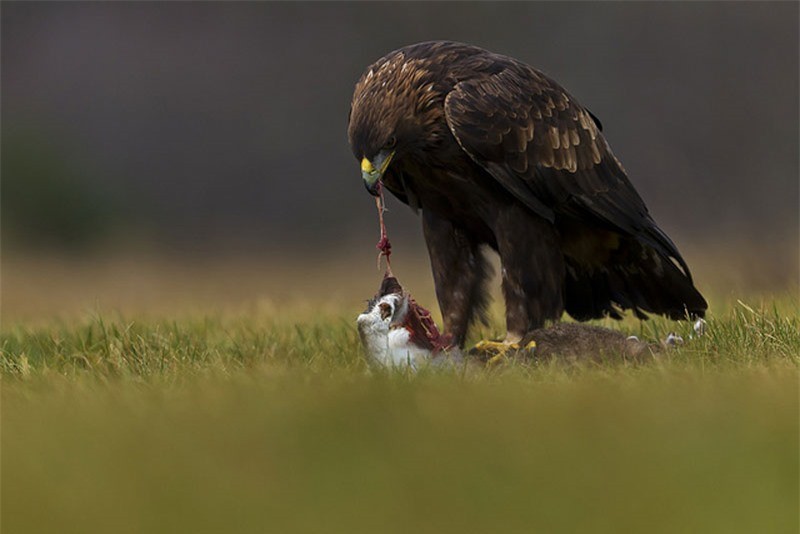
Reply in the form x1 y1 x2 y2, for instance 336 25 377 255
564 238 707 322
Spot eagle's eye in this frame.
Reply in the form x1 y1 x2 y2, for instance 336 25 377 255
384 136 397 150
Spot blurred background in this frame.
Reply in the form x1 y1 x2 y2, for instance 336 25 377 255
2 1 798 320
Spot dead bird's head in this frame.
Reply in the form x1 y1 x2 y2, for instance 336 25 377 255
361 273 410 327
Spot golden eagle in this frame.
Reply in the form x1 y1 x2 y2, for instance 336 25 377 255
348 41 707 348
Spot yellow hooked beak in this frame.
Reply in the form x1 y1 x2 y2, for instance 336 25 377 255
361 150 395 196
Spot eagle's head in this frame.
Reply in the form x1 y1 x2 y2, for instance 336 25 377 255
348 50 448 195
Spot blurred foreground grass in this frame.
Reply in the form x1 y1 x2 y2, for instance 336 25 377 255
1 253 798 533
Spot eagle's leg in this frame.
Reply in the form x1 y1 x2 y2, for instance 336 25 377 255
422 209 491 348
495 205 565 340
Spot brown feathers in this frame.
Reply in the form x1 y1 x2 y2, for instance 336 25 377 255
348 41 707 340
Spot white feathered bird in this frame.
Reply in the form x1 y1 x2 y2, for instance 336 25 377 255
357 273 454 369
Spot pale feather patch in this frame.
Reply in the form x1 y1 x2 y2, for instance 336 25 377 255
387 328 431 369
357 293 433 369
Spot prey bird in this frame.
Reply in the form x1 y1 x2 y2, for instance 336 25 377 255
348 41 707 352
356 273 709 368
357 272 453 369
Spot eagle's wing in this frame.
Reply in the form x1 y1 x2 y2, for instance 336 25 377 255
443 65 692 278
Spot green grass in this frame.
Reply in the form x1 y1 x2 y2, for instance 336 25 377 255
2 296 798 533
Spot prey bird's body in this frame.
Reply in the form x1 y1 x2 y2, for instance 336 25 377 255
348 41 707 348
357 273 453 368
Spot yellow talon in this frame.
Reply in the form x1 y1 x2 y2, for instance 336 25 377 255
474 340 536 353
474 340 518 353
473 339 537 366
486 351 511 366
473 340 526 366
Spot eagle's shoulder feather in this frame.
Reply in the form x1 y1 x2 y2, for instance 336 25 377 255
443 57 691 276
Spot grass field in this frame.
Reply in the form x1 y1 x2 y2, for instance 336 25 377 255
2 254 798 533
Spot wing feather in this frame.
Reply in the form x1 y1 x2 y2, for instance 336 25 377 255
444 64 693 279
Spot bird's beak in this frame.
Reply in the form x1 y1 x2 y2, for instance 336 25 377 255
361 150 395 196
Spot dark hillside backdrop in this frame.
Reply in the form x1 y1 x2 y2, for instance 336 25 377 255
2 2 797 263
